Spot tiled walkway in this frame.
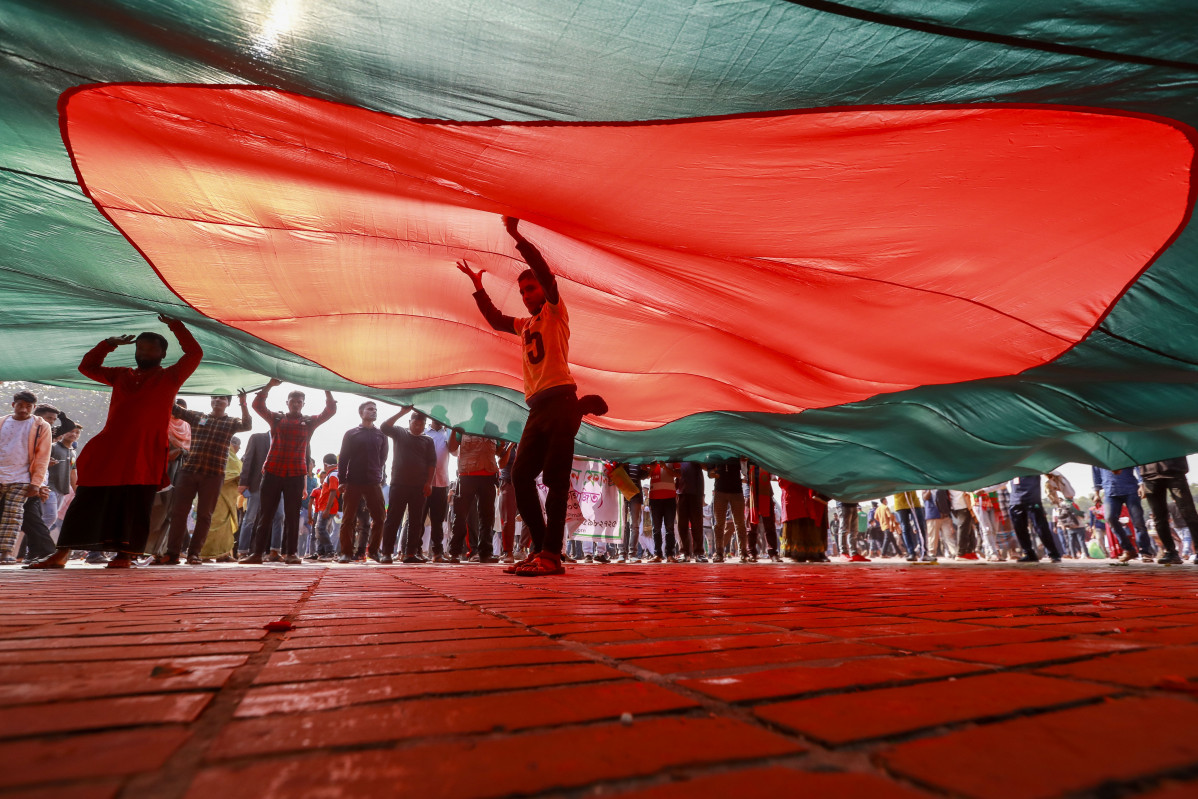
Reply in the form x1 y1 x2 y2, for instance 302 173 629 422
2 561 1197 799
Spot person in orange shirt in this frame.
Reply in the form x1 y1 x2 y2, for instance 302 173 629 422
458 217 606 576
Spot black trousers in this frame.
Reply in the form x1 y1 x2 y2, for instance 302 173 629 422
20 496 56 560
166 469 224 557
419 486 448 555
512 388 582 556
1142 477 1196 556
382 484 426 557
649 496 677 557
676 493 704 556
251 473 305 556
450 475 497 557
340 483 386 558
749 514 779 556
1010 502 1061 559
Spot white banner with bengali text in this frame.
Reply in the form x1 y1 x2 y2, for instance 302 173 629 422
536 458 621 541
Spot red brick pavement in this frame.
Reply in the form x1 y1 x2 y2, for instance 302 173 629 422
1 561 1197 799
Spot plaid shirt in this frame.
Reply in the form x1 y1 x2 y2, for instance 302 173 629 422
254 391 337 478
172 406 252 477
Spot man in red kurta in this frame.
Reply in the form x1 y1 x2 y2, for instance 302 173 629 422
27 315 202 569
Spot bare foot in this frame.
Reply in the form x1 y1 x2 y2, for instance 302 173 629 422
23 549 69 569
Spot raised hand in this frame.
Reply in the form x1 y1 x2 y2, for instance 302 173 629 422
237 389 248 404
456 259 486 290
502 216 520 236
104 334 135 346
157 313 182 327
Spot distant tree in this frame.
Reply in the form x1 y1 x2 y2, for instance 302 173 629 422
0 381 110 450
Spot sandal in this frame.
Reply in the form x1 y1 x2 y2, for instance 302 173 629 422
514 553 565 577
503 554 535 575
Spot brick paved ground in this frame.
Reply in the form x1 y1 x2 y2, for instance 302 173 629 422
2 560 1197 799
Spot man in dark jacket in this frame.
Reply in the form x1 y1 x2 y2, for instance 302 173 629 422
236 431 280 558
1137 457 1194 565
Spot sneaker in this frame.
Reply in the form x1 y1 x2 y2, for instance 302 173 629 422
584 554 594 564
905 555 917 562
444 555 461 564
648 554 663 563
1016 553 1040 563
1141 555 1155 563
318 554 334 562
335 554 353 564
1049 556 1062 563
626 556 641 564
849 553 871 562
712 554 725 563
594 553 610 564
694 555 709 563
431 554 444 563
1117 551 1135 563
283 554 302 565
987 554 1002 562
401 555 423 564
304 553 321 561
379 555 394 565
238 553 264 565
920 554 937 563
1158 552 1183 565
83 552 110 564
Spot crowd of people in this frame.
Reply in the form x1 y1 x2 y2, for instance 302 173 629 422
5 381 1196 569
3 216 1196 571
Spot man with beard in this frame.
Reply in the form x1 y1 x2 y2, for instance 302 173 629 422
27 316 202 569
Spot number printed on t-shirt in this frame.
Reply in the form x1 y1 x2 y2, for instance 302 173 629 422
524 330 545 365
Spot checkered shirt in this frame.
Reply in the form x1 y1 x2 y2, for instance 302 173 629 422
173 407 252 477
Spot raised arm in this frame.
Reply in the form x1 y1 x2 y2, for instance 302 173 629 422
171 402 203 427
447 428 463 455
252 378 281 425
234 390 253 432
505 217 559 304
457 259 516 334
380 404 413 435
162 315 203 380
310 391 338 428
78 335 133 386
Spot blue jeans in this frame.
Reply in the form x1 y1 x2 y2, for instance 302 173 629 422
896 507 926 557
1104 494 1145 555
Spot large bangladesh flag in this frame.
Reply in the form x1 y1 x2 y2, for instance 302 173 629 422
1 1 1196 499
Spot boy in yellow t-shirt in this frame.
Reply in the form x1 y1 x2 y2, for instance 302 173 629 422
457 217 606 576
